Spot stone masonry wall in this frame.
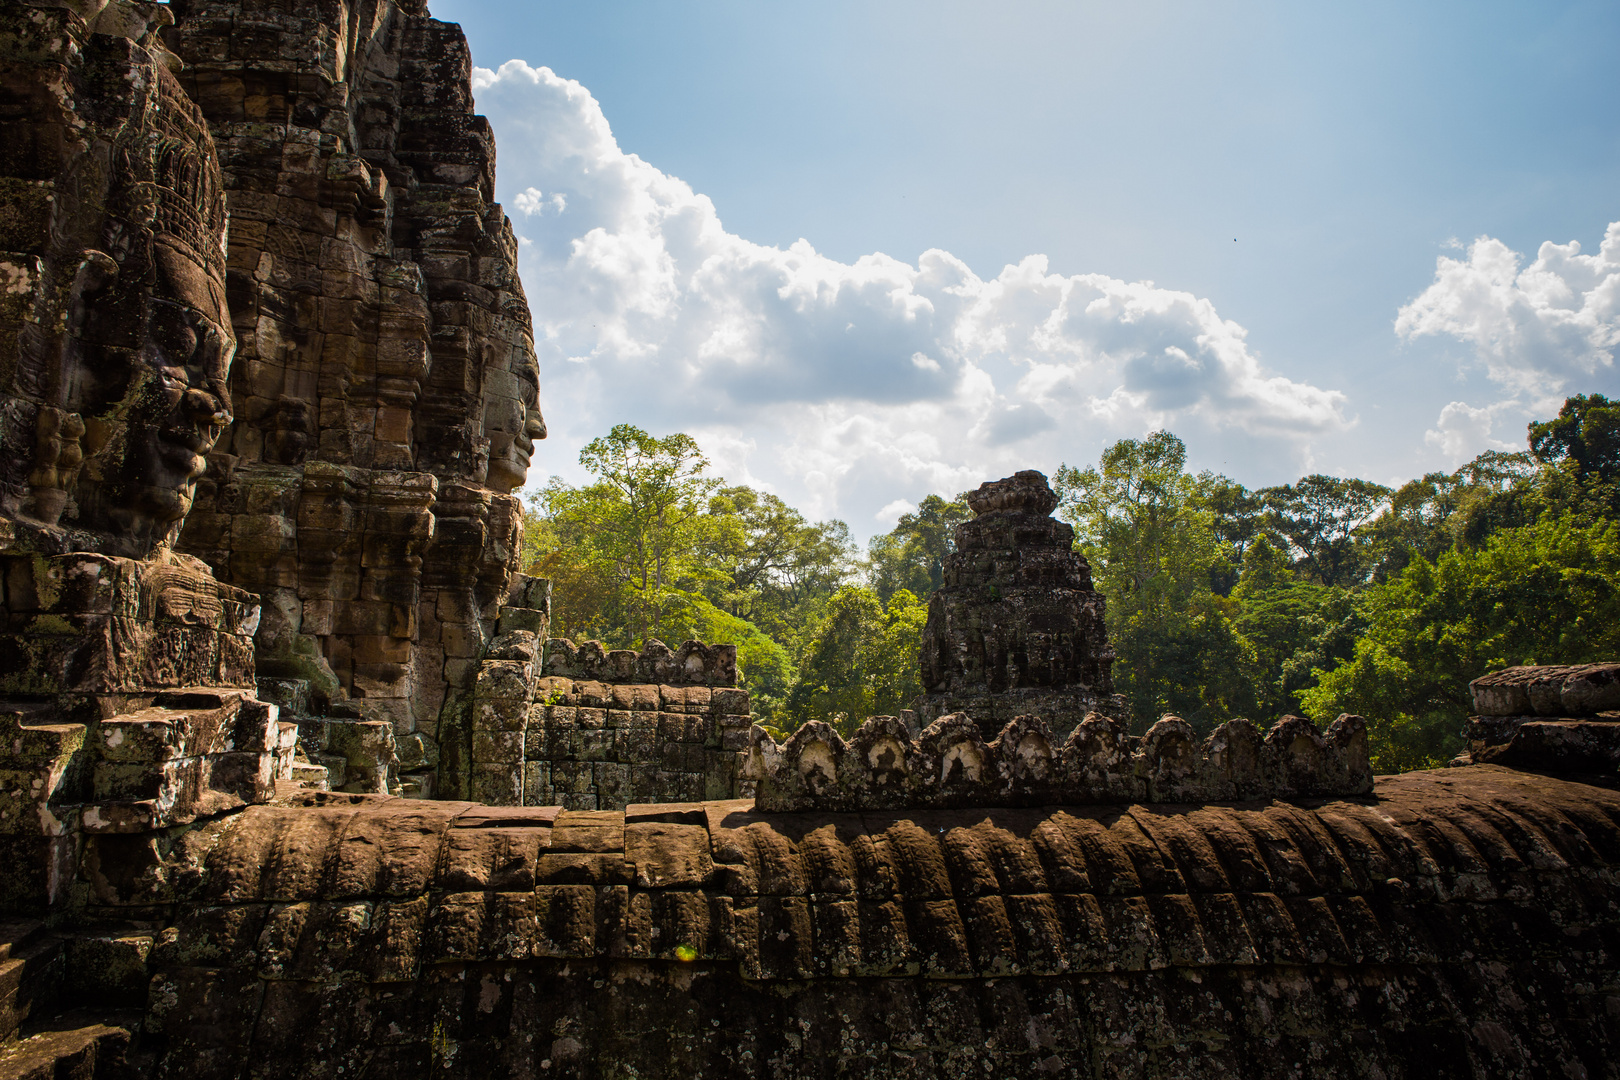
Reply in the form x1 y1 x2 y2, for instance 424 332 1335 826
83 766 1620 1079
167 0 543 776
460 636 750 809
526 675 751 809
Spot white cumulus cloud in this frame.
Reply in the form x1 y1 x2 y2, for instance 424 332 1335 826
1423 400 1521 463
472 60 1350 526
1396 224 1620 400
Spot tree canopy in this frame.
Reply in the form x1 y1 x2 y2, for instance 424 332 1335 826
525 393 1620 771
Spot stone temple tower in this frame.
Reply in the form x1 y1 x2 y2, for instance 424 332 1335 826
913 470 1125 739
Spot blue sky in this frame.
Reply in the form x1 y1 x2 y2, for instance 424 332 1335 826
432 0 1620 536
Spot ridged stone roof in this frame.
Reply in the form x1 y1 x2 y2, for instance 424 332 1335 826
120 765 1620 1079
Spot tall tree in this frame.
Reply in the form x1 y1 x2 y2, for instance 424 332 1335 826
867 494 971 603
1528 393 1620 485
703 485 855 640
1302 513 1620 771
1055 432 1256 732
1260 475 1391 587
783 586 928 736
532 424 722 646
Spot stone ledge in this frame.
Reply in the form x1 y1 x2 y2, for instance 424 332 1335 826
1470 663 1620 716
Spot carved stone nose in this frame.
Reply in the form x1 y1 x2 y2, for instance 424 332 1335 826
182 388 230 425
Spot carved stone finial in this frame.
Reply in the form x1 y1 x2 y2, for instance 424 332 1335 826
965 469 1060 517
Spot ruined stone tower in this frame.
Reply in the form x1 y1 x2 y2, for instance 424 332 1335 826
914 469 1124 739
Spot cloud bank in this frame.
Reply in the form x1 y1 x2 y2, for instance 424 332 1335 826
473 60 1349 525
1399 223 1620 464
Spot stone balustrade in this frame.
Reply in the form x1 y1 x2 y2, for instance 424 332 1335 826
746 711 1372 812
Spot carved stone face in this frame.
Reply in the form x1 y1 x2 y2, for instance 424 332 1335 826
483 337 545 494
0 7 234 556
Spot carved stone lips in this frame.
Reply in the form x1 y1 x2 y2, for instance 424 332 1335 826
157 423 216 477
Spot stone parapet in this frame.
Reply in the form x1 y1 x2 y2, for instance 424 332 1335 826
746 711 1372 812
543 638 738 687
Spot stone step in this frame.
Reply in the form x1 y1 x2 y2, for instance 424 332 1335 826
0 929 61 1045
0 1011 139 1080
0 926 46 966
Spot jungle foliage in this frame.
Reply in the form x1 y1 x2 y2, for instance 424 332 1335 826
525 395 1620 770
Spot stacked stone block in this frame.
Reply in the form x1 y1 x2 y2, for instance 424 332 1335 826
1465 663 1620 774
525 675 752 810
0 686 285 915
457 637 750 809
914 471 1126 739
0 551 258 700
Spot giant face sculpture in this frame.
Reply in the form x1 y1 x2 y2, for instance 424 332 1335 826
0 0 233 557
482 333 546 495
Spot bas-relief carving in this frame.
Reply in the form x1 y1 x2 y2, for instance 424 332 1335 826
0 0 283 911
1 0 233 559
166 0 547 754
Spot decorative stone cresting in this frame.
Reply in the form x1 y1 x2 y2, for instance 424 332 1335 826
914 470 1125 740
745 711 1372 812
543 637 739 687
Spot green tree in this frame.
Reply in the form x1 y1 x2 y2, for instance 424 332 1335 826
783 586 928 736
1260 475 1391 587
530 424 723 646
867 495 971 603
1055 431 1256 732
1528 392 1620 486
1360 452 1538 581
1301 513 1620 771
1230 536 1360 718
702 485 855 645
